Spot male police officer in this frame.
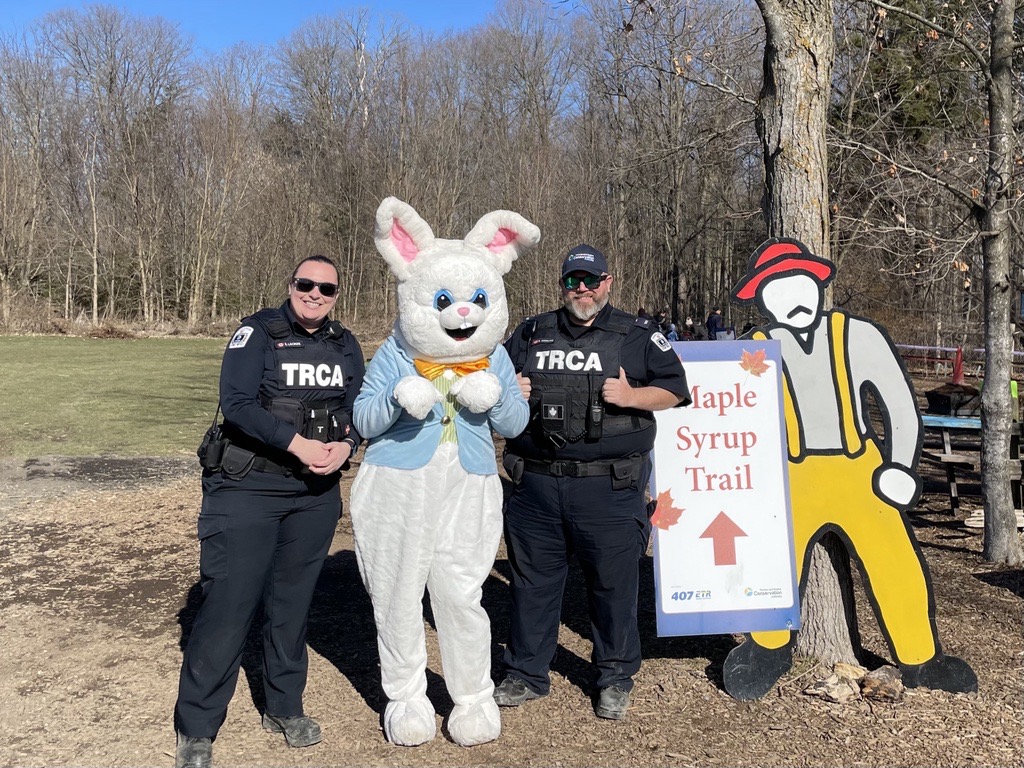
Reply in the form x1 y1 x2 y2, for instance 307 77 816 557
495 244 690 720
174 255 365 768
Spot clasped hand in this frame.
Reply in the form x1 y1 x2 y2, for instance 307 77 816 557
288 434 352 475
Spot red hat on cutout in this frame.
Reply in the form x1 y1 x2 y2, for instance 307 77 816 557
732 238 835 302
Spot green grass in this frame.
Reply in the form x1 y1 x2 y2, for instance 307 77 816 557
0 336 226 458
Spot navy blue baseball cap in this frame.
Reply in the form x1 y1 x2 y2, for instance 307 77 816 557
561 244 608 277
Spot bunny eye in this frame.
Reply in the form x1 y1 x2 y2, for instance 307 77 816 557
471 289 489 309
434 290 454 311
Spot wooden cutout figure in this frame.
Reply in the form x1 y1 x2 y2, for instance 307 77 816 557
721 238 977 700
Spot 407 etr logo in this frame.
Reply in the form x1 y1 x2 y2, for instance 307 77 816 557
670 590 712 601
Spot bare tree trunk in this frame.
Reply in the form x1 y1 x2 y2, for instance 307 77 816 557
65 246 73 319
980 0 1023 565
88 170 100 326
756 0 832 256
756 0 858 664
796 535 860 663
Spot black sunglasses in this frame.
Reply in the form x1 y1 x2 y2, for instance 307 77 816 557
292 278 338 297
562 273 609 291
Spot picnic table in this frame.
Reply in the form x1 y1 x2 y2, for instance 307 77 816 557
919 413 1023 515
920 414 981 514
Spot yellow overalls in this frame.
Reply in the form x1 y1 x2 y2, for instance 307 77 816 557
751 313 937 665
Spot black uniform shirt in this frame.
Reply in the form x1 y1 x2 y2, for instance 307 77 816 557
219 301 365 453
505 303 691 461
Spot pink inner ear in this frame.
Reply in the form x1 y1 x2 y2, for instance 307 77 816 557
487 227 517 251
391 218 419 262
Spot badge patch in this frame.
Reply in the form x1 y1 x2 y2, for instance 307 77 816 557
229 326 253 349
545 404 564 419
652 332 672 352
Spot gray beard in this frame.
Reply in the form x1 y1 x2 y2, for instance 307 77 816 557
564 293 609 322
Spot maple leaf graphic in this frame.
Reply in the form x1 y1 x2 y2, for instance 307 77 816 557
739 348 770 377
651 489 685 531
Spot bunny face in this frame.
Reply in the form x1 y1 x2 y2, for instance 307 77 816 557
375 198 540 364
395 248 511 363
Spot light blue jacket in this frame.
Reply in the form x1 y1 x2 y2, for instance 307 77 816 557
354 336 529 475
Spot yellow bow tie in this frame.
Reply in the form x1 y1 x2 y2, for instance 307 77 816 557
414 357 490 380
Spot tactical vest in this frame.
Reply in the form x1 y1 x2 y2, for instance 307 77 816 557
518 309 654 447
246 307 352 442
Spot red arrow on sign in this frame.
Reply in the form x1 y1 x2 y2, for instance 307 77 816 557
699 511 748 566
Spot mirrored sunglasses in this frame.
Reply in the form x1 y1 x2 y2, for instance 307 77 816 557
292 278 338 297
562 273 609 291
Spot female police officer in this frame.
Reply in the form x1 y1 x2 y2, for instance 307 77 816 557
174 255 364 768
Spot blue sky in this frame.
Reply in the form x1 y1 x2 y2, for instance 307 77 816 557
2 1 499 52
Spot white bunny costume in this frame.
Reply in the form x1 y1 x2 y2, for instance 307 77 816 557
350 198 538 747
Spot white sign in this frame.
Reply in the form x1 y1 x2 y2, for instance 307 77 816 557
651 339 799 636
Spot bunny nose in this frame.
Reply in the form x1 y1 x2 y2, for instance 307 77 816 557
458 306 470 317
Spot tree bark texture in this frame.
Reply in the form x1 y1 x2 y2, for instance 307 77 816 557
755 0 859 663
796 533 860 664
980 0 1023 565
755 0 834 258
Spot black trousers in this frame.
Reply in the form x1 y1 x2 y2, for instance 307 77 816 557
174 468 340 738
501 458 652 695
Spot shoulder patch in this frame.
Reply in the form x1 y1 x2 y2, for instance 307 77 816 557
635 317 652 329
229 326 254 349
651 332 672 352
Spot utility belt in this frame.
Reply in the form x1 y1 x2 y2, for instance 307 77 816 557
198 432 298 478
197 396 350 479
503 452 646 490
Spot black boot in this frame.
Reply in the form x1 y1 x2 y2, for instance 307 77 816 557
262 713 322 747
900 654 977 693
722 639 793 701
175 732 211 768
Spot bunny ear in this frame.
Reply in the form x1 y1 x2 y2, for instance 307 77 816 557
464 210 541 275
374 197 436 279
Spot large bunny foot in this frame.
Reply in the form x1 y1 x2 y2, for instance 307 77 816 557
393 375 442 420
447 699 501 747
450 371 502 413
383 699 436 747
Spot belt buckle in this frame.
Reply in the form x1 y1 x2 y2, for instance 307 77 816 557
564 461 580 478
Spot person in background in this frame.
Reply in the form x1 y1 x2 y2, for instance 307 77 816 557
654 307 670 334
705 306 724 340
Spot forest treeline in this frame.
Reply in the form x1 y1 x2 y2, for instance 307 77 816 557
0 0 1020 343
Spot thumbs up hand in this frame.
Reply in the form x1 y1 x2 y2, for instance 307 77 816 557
602 367 635 409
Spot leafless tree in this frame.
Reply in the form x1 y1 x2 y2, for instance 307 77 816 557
834 0 1022 564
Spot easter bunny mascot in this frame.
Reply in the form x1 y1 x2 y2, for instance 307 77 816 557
350 197 537 747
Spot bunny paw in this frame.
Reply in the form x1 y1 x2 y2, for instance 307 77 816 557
394 375 442 420
450 371 502 413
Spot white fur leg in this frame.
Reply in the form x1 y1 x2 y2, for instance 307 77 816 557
447 699 501 747
450 370 502 413
384 698 436 747
393 375 441 420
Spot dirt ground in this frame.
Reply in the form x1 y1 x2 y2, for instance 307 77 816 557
1 443 1021 768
